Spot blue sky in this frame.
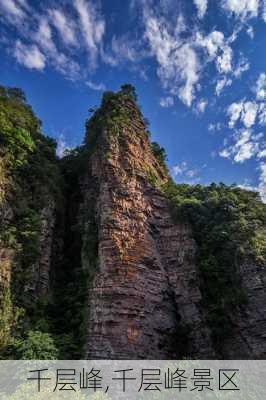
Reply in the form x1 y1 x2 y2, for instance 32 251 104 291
0 0 265 201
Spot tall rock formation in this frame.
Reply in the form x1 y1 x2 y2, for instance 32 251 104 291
82 92 214 359
1 84 265 359
0 86 61 357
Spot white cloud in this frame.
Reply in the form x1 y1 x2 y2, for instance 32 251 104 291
186 169 198 178
219 148 231 159
258 103 266 125
196 98 207 113
33 18 80 80
263 0 266 22
74 0 105 67
14 40 45 70
227 101 243 128
233 57 249 78
0 0 27 23
172 161 187 176
257 149 266 158
258 162 266 202
246 26 254 38
219 129 262 163
86 80 106 91
227 100 258 128
234 130 258 162
197 30 224 58
215 76 232 95
175 44 200 106
160 96 174 108
56 134 73 158
208 122 222 132
35 18 54 52
255 73 266 101
241 101 258 128
172 161 199 182
193 0 208 19
48 9 77 46
222 0 259 20
196 30 233 74
102 35 146 67
144 10 200 107
238 166 266 203
216 45 232 73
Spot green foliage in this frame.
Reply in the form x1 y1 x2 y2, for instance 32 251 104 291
120 83 138 101
162 181 266 353
0 85 62 359
151 141 168 172
85 84 144 148
14 330 59 359
0 86 39 168
0 288 23 356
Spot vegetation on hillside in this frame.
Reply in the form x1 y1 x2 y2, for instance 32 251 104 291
0 85 61 359
162 180 266 353
0 84 265 360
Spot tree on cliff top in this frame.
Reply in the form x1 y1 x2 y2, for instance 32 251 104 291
120 84 138 102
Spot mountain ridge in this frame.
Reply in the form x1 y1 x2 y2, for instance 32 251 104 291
0 84 265 359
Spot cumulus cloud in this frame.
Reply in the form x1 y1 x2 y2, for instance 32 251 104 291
257 149 266 158
241 101 258 128
196 98 208 113
160 96 174 108
258 103 266 125
193 0 208 19
227 101 244 128
208 122 222 132
0 0 28 23
255 73 266 100
172 161 199 182
56 134 69 158
216 45 233 73
258 162 266 202
238 165 266 203
221 0 259 20
48 9 78 46
246 26 254 38
219 129 261 163
233 130 258 162
33 18 80 79
74 0 105 67
215 77 232 96
86 80 106 91
227 100 258 128
14 40 45 70
233 57 249 78
102 35 146 67
144 9 200 107
172 162 188 176
196 30 233 74
263 0 266 22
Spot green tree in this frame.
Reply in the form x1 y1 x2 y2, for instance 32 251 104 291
14 330 59 359
120 84 138 101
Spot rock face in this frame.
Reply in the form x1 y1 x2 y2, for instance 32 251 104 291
1 87 266 359
222 259 266 359
24 199 56 300
81 96 266 359
84 100 214 359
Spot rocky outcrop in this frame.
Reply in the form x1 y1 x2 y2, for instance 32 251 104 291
1 86 265 359
24 199 56 300
222 259 266 359
84 100 214 359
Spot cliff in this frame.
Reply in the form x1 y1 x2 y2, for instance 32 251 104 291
0 84 265 359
